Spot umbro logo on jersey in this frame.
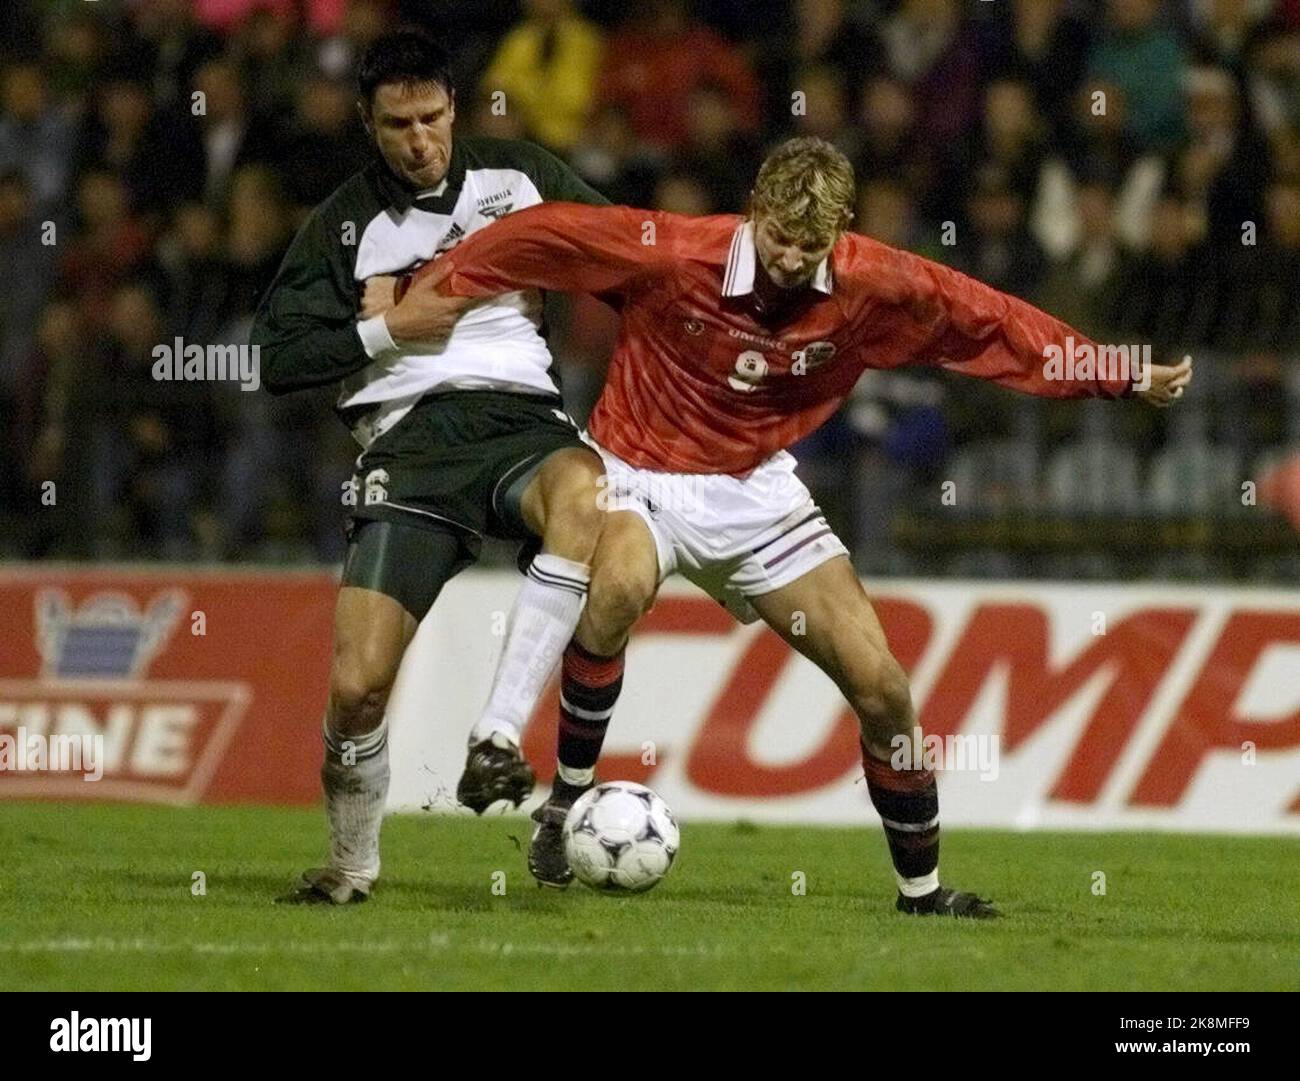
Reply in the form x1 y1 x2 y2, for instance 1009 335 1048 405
726 327 786 350
685 319 704 335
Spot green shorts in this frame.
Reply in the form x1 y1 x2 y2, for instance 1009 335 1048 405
344 389 587 561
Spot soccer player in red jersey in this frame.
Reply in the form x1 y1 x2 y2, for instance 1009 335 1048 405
403 137 1192 916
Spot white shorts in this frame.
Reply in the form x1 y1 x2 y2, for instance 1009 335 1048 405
586 438 850 623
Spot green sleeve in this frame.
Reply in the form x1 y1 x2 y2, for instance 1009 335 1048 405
250 208 371 395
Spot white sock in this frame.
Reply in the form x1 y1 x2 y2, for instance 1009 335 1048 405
557 763 595 787
896 870 940 898
470 552 590 748
321 716 389 882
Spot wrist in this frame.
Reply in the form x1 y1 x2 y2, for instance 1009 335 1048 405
357 312 398 357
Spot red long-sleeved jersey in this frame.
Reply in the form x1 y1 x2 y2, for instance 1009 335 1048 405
420 203 1128 475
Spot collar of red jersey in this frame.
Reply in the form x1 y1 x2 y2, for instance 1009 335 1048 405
721 220 834 298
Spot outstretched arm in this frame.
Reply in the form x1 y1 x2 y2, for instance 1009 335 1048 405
409 202 676 300
895 248 1190 404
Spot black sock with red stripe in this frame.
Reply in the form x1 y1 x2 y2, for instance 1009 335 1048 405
555 640 625 784
861 740 940 895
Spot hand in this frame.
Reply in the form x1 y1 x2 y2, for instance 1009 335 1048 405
360 275 399 319
383 276 473 345
1135 356 1193 408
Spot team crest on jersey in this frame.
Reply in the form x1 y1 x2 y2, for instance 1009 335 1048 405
684 319 704 335
792 340 836 372
477 190 515 221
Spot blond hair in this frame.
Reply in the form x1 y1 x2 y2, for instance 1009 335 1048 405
750 136 855 245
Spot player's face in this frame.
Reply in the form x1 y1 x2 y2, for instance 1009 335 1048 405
753 214 837 290
364 82 455 189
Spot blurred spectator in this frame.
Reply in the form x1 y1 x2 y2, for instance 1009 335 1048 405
879 0 987 149
480 0 604 152
1038 181 1126 340
1060 75 1166 251
43 10 110 108
89 282 213 558
933 79 1049 229
855 177 936 258
1110 193 1220 349
751 0 883 141
189 57 278 202
671 81 759 213
272 74 368 209
195 0 345 36
6 299 87 555
789 63 863 163
1217 179 1300 349
315 0 389 82
1246 17 1300 134
0 61 77 208
0 169 58 392
74 78 174 216
1087 0 1189 150
1174 66 1271 246
122 0 222 111
651 170 715 215
1186 0 1273 72
224 164 294 316
988 0 1092 142
597 0 760 151
568 103 660 206
855 77 928 198
949 166 1047 301
57 168 155 327
157 201 236 343
231 5 308 122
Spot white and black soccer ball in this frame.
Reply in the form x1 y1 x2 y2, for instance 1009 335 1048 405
563 781 680 893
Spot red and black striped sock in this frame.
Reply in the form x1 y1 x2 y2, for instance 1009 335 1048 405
861 740 940 893
556 640 625 780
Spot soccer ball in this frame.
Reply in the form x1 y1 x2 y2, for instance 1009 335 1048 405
563 781 680 892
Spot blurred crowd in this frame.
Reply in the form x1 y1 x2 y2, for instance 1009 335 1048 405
1 0 1298 578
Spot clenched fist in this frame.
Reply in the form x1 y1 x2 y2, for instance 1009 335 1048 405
360 272 472 345
1135 356 1193 408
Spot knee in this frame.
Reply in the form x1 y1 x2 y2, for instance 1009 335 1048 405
587 565 654 636
848 651 914 741
329 650 396 736
557 479 607 543
542 464 606 553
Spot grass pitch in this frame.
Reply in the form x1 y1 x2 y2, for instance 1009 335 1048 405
1 802 1296 992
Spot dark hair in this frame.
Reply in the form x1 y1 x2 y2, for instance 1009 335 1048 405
357 28 454 109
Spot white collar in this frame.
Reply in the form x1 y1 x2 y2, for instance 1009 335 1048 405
415 177 449 199
721 220 834 298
